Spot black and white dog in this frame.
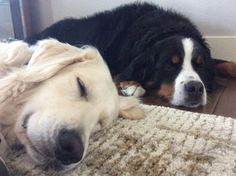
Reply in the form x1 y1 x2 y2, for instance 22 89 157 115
26 3 234 108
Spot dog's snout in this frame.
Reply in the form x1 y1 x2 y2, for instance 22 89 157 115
55 129 84 165
184 81 204 97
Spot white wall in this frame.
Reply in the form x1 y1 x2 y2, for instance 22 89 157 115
29 0 53 34
0 1 14 38
30 0 236 60
49 0 236 36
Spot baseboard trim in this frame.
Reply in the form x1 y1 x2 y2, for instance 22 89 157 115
205 36 236 61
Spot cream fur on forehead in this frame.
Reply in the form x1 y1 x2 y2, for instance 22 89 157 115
0 39 98 104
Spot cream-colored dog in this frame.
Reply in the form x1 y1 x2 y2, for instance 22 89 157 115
0 39 144 170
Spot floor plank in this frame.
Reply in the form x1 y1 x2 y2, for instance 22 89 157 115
214 78 236 118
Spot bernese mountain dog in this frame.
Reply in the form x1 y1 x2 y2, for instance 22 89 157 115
25 2 236 108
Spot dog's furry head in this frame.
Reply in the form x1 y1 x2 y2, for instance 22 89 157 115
0 39 144 170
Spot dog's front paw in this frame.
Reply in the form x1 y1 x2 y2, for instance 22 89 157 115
119 96 145 120
119 81 146 98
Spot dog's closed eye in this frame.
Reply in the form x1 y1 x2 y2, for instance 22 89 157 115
76 77 87 98
22 112 33 129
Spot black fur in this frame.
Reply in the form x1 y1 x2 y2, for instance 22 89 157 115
25 2 215 92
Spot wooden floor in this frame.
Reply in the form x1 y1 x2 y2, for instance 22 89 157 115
143 77 236 118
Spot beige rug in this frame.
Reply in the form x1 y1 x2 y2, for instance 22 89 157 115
5 105 236 176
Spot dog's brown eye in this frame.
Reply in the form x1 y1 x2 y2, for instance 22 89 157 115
196 56 204 65
76 78 87 98
171 55 180 65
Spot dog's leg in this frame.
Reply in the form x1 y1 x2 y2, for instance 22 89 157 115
0 130 9 157
0 157 10 176
119 96 145 120
0 41 32 76
117 81 146 98
214 58 236 78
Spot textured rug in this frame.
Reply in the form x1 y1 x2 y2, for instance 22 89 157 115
5 104 236 176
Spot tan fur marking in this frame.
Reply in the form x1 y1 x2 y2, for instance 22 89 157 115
156 83 174 101
171 55 180 65
196 56 204 65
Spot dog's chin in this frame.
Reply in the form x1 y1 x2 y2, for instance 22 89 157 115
44 159 78 172
184 101 202 108
26 145 78 171
171 98 206 108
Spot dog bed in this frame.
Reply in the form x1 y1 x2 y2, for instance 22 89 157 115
5 104 236 176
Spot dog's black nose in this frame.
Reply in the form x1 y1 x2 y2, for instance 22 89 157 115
184 81 204 97
55 129 84 165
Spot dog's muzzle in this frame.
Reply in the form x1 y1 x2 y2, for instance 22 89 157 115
172 74 207 107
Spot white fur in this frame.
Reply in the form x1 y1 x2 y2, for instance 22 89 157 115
171 38 207 107
120 85 146 97
0 39 144 170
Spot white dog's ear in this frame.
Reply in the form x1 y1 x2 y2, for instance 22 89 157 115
0 39 98 103
0 41 32 76
27 39 98 67
119 96 145 120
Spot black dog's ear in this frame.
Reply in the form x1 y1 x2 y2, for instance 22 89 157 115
117 52 155 84
213 58 236 78
205 57 236 93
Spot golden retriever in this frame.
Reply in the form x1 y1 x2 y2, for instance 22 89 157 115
0 39 144 170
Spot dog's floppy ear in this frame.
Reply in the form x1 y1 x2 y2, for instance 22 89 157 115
27 39 97 67
0 39 98 103
214 58 236 78
119 96 145 120
0 41 32 76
